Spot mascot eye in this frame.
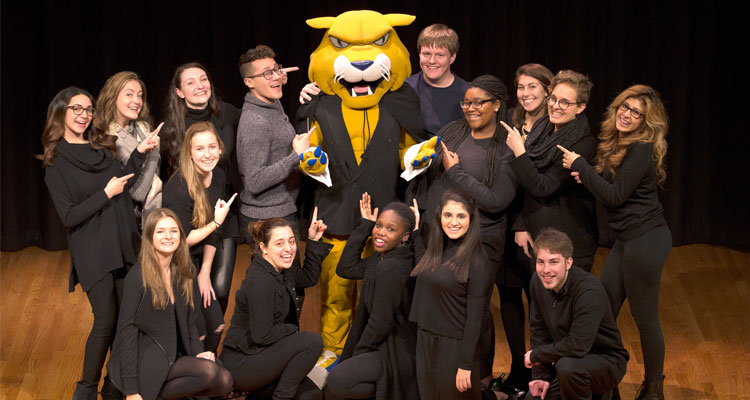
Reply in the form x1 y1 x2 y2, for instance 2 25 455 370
329 36 350 48
372 32 390 46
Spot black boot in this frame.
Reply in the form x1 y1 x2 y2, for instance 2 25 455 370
72 381 97 400
635 376 664 400
100 375 123 400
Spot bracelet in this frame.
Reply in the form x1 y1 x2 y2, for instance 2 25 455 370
213 220 221 228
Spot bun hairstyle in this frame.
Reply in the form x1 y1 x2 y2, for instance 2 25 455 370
380 201 416 233
250 218 297 256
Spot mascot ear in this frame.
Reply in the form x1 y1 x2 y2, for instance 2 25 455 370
384 14 415 27
307 17 336 29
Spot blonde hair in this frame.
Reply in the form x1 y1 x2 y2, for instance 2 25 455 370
595 84 668 186
94 71 152 133
178 121 224 228
550 70 593 104
140 208 194 309
417 23 459 55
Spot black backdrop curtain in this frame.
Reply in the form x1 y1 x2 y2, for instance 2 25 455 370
2 1 748 252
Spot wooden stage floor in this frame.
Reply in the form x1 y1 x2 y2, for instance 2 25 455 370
1 243 748 399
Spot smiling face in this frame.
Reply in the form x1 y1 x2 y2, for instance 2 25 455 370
177 67 212 109
547 83 586 129
535 247 573 292
517 74 548 114
244 58 283 103
260 226 297 272
114 80 143 126
440 200 470 240
371 210 410 254
463 87 499 132
419 45 455 86
152 216 181 258
616 97 645 134
64 94 93 139
190 131 222 174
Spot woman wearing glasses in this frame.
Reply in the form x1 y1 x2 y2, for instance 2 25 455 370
39 87 159 399
162 62 241 317
409 75 517 397
559 85 671 400
501 69 598 272
94 71 162 224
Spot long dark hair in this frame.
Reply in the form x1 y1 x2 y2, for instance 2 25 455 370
440 74 509 187
163 62 221 173
412 189 484 283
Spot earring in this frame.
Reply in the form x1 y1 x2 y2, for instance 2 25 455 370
263 251 267 255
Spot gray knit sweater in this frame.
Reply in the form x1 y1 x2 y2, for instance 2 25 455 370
237 93 299 219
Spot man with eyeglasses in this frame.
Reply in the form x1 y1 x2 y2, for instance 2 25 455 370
236 45 311 247
405 23 468 136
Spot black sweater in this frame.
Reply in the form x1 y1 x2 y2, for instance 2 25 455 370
529 266 629 381
44 139 145 292
221 240 332 354
572 141 667 241
510 116 598 257
409 233 492 370
337 219 418 400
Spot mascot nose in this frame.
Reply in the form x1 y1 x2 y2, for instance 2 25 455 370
351 60 374 71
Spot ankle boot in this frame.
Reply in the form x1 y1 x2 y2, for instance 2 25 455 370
100 375 123 400
635 376 664 400
72 381 97 400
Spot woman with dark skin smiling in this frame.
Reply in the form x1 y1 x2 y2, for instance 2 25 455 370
325 193 418 400
39 87 159 399
559 85 671 400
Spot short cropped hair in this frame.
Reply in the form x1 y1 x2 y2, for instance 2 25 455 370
238 45 276 78
534 228 574 260
417 24 459 55
550 70 593 104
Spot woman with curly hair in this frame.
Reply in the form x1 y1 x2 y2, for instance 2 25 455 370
559 84 671 400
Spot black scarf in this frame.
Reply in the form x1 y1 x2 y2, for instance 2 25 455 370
525 113 590 170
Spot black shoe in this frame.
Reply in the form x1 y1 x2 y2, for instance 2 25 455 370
72 382 97 400
489 373 527 400
100 376 123 400
635 376 664 400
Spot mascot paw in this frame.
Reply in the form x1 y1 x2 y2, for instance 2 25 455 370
300 145 328 175
410 136 441 168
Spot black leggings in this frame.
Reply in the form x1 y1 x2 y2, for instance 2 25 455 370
325 351 381 398
212 236 237 314
81 268 126 388
600 225 671 382
158 356 233 399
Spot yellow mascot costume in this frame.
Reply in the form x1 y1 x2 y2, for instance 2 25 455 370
296 10 435 367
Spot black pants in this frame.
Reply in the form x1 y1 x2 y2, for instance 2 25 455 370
417 328 481 400
600 225 671 382
212 236 237 314
326 351 381 399
525 354 623 400
159 356 233 399
81 268 126 388
191 253 227 353
220 331 323 399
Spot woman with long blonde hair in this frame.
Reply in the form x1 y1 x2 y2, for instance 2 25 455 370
559 84 671 400
162 121 236 353
107 208 233 400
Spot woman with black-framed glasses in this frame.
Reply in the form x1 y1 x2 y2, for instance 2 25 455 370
559 85 671 400
39 86 159 399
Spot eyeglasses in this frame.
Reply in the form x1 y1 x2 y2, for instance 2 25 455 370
547 95 580 110
618 102 644 119
459 98 494 109
246 65 283 80
67 105 95 116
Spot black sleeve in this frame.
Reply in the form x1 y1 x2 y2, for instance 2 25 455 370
291 239 333 288
162 176 196 239
572 142 652 207
338 219 377 279
528 276 554 381
445 158 517 213
245 275 298 345
412 228 426 266
44 165 111 229
123 147 148 192
458 258 492 369
381 84 427 141
114 267 145 394
353 266 407 355
295 93 322 134
186 297 204 356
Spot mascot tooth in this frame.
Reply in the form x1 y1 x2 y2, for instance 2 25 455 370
295 10 429 364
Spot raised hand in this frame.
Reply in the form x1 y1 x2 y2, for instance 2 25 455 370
359 192 378 222
557 144 580 169
299 145 328 175
213 193 238 226
307 206 327 241
136 122 163 153
410 136 441 168
410 198 420 231
299 82 321 104
500 121 526 157
440 141 459 170
104 173 135 199
292 126 316 156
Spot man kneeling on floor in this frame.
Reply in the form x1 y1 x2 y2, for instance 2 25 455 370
525 228 629 400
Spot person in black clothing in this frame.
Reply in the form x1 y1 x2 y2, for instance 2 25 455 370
410 189 492 400
501 69 598 272
525 228 628 400
325 193 418 400
559 85 671 400
220 214 332 400
107 208 233 400
162 62 241 315
162 121 237 353
39 87 159 399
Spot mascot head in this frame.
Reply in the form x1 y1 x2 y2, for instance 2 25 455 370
307 10 414 109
